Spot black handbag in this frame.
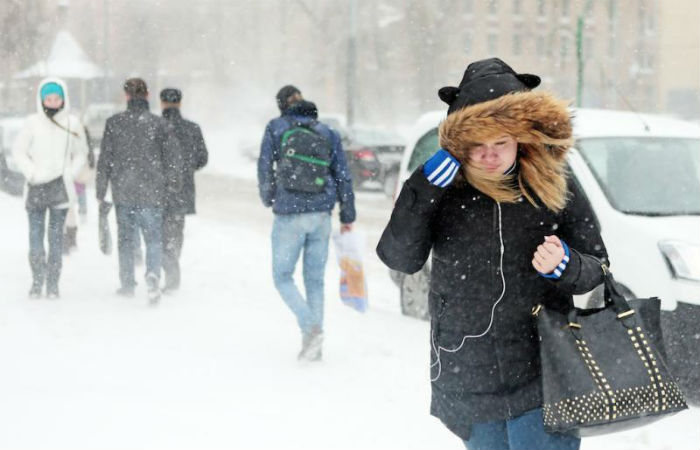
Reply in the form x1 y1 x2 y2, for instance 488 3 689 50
25 176 69 210
25 116 72 211
535 266 688 436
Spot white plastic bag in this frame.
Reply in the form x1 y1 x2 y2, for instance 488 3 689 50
332 229 368 312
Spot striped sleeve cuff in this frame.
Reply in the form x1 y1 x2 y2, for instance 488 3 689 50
539 240 571 280
423 149 461 188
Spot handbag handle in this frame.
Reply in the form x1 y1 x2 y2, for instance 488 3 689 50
564 263 636 336
602 266 634 317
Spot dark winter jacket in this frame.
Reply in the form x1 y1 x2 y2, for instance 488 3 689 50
376 94 609 440
96 98 183 207
162 107 208 214
258 101 356 223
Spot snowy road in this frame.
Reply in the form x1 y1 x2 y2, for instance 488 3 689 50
0 171 697 450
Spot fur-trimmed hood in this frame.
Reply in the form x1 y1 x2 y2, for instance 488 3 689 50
438 91 574 212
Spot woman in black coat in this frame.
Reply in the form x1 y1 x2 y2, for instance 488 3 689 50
376 58 609 450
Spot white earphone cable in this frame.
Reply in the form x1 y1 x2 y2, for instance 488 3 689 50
430 202 506 382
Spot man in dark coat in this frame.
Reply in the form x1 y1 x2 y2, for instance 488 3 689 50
96 78 183 303
159 87 208 294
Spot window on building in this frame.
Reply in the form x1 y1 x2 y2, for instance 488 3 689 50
513 0 522 15
464 0 474 15
562 0 570 16
488 33 499 54
538 0 546 16
489 0 498 15
536 35 546 56
560 34 570 60
513 34 522 55
608 0 616 22
608 34 617 58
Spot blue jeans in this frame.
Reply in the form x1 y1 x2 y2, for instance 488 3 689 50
115 205 163 288
28 207 68 288
271 212 331 334
464 408 580 450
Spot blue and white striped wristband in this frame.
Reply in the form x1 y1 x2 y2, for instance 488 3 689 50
539 240 571 280
423 149 461 188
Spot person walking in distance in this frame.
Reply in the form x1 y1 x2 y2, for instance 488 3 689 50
159 87 208 294
96 78 183 304
258 85 355 361
12 78 88 298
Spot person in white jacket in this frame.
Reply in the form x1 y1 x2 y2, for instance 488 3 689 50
12 78 88 299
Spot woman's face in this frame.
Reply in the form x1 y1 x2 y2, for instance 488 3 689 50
468 135 518 173
42 94 64 110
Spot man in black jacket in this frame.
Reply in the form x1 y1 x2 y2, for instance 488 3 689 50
96 78 183 303
159 87 208 294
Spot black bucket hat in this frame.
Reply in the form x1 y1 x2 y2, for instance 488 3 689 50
160 88 182 103
438 58 541 115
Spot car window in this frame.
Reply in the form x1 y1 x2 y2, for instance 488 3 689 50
408 128 439 173
577 137 700 215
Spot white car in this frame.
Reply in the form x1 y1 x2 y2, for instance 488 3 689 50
389 108 700 404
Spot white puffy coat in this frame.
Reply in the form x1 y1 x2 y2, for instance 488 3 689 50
12 77 89 208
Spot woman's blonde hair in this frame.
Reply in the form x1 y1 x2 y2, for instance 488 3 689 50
439 91 574 213
454 142 569 212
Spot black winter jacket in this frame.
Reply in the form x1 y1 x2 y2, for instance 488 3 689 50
376 167 608 439
162 108 208 214
96 98 183 207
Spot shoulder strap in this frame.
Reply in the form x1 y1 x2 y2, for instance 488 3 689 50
49 115 80 138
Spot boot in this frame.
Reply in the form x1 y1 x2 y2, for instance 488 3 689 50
46 283 60 299
29 281 43 299
145 272 161 305
299 326 323 362
116 286 136 298
29 256 46 299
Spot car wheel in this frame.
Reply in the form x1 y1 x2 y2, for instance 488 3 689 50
661 304 700 406
400 263 430 321
383 171 398 198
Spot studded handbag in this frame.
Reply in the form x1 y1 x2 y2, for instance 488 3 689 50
535 265 688 437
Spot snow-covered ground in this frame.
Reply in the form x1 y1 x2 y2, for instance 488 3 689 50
0 173 697 449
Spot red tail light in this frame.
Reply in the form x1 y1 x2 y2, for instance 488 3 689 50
355 149 376 160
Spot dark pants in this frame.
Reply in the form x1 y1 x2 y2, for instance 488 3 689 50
464 408 581 450
115 205 163 289
28 207 68 290
162 212 185 289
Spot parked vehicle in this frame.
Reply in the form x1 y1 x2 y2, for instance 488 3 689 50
348 127 405 196
388 108 700 404
0 117 26 196
318 115 406 193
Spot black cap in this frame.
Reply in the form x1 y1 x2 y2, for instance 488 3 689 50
438 58 541 115
160 88 182 103
276 85 301 111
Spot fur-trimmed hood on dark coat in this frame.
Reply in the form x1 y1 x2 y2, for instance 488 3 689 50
376 91 609 440
439 91 574 212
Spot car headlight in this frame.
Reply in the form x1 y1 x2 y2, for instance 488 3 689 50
658 240 700 282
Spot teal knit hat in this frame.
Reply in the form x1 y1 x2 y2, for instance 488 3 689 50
40 82 64 100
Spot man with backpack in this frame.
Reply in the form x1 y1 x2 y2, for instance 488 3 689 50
258 85 356 362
